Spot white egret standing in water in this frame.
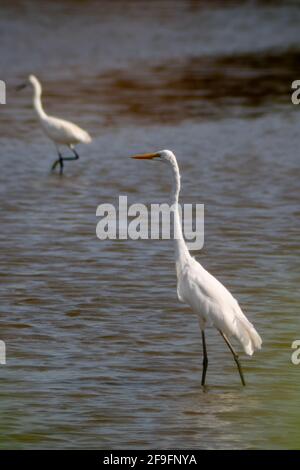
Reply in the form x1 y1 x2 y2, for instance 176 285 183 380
17 75 91 174
131 149 262 386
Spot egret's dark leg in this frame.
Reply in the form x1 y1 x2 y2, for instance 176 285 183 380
201 330 208 386
72 147 79 160
51 149 64 174
51 159 59 170
59 157 64 175
219 330 246 386
62 146 79 161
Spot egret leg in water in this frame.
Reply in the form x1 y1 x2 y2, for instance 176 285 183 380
219 330 246 386
51 146 79 174
62 146 80 161
51 149 64 175
201 330 208 386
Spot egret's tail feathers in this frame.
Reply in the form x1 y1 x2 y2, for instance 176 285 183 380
81 130 92 144
235 317 262 356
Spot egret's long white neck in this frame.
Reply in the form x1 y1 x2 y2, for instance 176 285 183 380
32 80 47 120
169 157 191 266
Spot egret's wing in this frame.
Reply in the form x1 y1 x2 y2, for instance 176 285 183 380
177 257 262 354
44 116 91 143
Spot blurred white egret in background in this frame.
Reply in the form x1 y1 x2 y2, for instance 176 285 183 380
17 75 91 174
131 149 262 386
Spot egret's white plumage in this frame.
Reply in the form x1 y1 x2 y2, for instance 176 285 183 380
21 74 91 173
132 149 262 386
176 255 262 356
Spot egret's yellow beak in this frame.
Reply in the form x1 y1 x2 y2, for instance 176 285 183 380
131 152 160 160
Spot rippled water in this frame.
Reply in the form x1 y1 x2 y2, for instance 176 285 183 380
0 0 300 449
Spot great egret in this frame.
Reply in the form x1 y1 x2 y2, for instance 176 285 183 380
131 150 262 386
17 75 91 174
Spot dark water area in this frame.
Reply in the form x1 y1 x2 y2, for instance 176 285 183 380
0 0 299 449
99 50 300 124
